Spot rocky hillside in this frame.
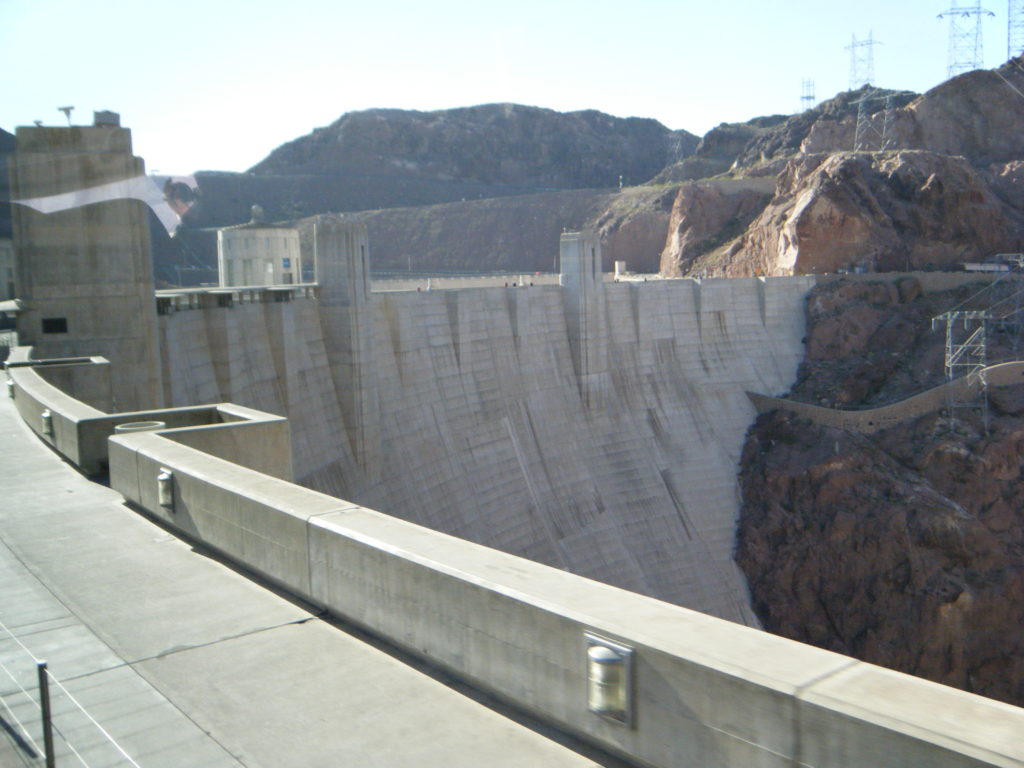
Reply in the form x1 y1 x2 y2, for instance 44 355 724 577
664 57 1024 277
161 103 697 282
360 189 615 274
176 104 696 231
151 58 1022 284
651 86 915 184
696 150 1024 277
736 278 1024 707
251 103 697 190
331 184 681 275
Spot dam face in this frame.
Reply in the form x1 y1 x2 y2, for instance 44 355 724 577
158 222 814 623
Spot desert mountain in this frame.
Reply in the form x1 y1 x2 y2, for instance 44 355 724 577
250 103 698 190
162 104 698 282
155 57 1024 286
693 150 1024 277
181 104 696 231
662 57 1024 277
651 86 917 184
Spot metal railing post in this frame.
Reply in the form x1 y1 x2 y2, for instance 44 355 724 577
37 661 55 767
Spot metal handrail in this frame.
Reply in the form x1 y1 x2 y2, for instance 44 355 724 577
0 616 141 767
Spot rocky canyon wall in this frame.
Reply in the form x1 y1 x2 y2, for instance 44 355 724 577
737 278 1024 707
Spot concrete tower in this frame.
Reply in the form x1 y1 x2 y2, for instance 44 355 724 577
9 114 163 410
560 231 607 408
314 215 379 475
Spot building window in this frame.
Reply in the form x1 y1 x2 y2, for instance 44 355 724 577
42 317 68 334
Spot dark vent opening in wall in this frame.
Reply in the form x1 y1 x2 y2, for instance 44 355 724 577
41 317 68 334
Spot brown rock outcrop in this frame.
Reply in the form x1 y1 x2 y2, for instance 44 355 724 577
738 409 1024 706
737 279 1024 707
717 150 1024 276
990 159 1024 213
658 178 774 277
798 58 1024 166
736 86 916 169
897 58 1024 165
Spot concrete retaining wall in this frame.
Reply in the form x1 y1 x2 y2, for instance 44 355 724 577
7 352 106 470
6 347 290 476
106 422 1024 768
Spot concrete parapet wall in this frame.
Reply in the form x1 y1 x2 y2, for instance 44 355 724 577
106 421 1024 768
372 274 562 292
6 347 290 475
7 350 107 469
749 362 1024 434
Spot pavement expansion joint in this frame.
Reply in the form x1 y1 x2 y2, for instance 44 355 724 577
135 614 323 666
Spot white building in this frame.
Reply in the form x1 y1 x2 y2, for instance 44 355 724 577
217 208 303 287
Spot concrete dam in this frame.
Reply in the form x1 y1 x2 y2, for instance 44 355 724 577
10 122 1022 766
157 220 814 624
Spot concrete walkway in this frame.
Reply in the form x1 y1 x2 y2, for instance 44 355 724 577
0 394 622 767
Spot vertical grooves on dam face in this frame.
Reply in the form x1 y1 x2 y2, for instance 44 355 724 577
160 276 815 622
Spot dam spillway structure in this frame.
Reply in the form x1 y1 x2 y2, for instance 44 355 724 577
156 217 813 624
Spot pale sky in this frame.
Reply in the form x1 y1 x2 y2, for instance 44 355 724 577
0 0 1013 175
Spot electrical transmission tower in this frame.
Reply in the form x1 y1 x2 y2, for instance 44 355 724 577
1010 0 1024 58
800 80 816 112
932 310 990 429
852 90 897 151
939 3 995 78
846 32 880 89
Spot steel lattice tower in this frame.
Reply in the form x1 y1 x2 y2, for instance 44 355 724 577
932 310 991 430
1010 0 1024 58
852 90 897 151
939 4 995 78
846 32 880 89
800 80 816 112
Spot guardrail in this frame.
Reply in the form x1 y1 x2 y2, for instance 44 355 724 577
10 347 1024 767
154 284 319 314
0 616 141 767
